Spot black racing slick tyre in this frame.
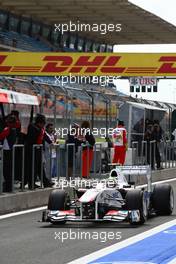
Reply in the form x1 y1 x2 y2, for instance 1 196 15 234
48 189 67 225
152 184 174 215
48 189 66 210
126 189 148 225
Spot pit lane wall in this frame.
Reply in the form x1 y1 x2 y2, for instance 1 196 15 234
0 168 176 215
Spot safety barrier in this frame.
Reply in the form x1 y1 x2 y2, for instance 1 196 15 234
0 142 105 194
131 140 176 169
0 140 176 194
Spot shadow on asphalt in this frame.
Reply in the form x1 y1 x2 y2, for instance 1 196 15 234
39 221 150 229
38 213 176 229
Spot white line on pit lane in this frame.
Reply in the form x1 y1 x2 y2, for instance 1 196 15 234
67 219 176 264
149 177 176 185
137 177 176 189
0 177 176 220
0 206 47 220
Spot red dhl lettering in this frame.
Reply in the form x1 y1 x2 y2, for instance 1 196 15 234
41 55 125 73
0 55 11 72
41 55 73 73
40 55 176 74
157 56 176 73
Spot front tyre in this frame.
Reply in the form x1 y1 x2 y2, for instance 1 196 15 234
48 189 67 224
126 190 148 225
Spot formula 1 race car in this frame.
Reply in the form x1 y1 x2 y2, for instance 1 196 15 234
42 166 174 225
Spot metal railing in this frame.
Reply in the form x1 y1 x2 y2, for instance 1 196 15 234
0 139 176 194
12 145 25 192
131 140 176 169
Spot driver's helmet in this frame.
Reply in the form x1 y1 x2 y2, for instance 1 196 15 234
109 168 128 186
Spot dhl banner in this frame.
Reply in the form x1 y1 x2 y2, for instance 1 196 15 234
0 52 176 76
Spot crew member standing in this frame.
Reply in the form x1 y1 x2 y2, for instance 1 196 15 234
80 121 95 178
112 120 127 165
66 123 82 178
10 110 23 182
152 121 162 169
44 123 56 179
0 115 17 192
25 114 54 189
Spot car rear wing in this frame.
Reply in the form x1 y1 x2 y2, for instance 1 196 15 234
112 165 152 192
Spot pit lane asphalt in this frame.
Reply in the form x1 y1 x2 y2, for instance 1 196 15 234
0 181 176 264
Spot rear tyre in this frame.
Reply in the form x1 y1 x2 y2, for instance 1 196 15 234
126 189 147 225
152 184 174 215
48 189 67 224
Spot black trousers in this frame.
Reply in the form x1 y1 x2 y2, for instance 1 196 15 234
3 150 13 192
14 147 23 181
25 147 49 188
155 143 161 169
146 142 161 169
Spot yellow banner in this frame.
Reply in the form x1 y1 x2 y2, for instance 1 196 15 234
0 52 176 76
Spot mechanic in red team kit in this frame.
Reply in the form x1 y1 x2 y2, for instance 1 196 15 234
80 121 95 178
112 120 128 165
0 114 17 192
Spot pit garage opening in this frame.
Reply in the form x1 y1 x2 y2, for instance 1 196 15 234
119 101 168 146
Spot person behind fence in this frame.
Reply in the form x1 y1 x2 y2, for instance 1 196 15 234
112 120 127 165
152 121 163 169
25 114 54 189
80 121 95 178
144 122 155 169
0 114 17 192
133 118 144 156
44 123 57 179
10 110 21 135
102 136 113 173
10 110 25 183
66 122 82 178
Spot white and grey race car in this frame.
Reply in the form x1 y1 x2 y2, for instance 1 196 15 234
42 166 174 225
